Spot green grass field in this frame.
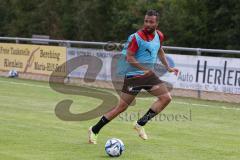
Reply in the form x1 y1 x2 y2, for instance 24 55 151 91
0 76 239 160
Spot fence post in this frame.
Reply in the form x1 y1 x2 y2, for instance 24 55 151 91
197 48 202 99
15 38 19 44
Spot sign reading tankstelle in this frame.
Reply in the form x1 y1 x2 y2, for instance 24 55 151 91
0 43 66 76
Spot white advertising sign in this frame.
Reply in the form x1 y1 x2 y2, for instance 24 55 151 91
67 48 240 94
166 54 240 94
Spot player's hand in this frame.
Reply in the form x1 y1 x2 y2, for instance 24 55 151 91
167 67 179 76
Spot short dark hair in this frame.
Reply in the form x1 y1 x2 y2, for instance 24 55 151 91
145 9 159 21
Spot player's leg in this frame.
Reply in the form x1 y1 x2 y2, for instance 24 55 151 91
134 81 171 140
149 83 172 112
88 92 136 144
104 92 136 120
137 83 171 126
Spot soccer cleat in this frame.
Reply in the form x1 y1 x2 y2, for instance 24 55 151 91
88 126 98 144
133 121 148 140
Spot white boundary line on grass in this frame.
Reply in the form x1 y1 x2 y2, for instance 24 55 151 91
0 80 49 89
137 97 240 111
0 79 240 111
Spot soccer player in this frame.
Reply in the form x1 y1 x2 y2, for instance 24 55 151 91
88 9 179 144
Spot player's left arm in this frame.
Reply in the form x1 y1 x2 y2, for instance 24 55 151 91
158 48 179 75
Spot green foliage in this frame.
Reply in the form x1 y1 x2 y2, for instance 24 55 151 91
0 0 239 49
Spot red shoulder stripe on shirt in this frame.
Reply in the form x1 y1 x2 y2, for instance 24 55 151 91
127 30 165 53
127 35 138 53
156 30 164 42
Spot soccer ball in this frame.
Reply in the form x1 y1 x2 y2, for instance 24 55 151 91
105 138 125 157
8 69 18 78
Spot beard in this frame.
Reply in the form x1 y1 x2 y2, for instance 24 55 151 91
144 27 156 34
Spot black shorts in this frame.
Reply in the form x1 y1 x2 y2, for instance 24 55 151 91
121 73 163 95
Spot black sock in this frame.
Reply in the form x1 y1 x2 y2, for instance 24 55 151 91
137 109 157 126
91 116 110 134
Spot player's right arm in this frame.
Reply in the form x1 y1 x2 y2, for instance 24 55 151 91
126 36 153 75
126 50 148 71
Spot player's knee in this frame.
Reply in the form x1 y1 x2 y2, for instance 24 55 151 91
158 94 172 104
166 95 172 103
